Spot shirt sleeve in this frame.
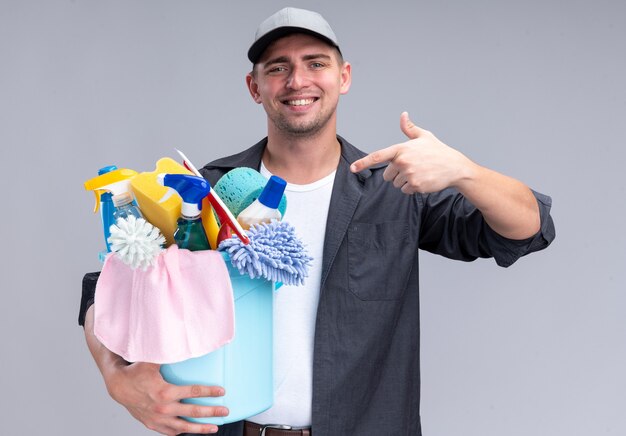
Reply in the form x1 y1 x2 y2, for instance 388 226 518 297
418 188 555 267
78 272 100 326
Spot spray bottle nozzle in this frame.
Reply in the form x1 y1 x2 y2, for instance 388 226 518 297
158 173 210 218
84 168 138 213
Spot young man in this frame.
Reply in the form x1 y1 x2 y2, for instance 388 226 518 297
80 7 555 436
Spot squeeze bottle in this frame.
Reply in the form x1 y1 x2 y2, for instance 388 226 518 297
237 175 287 230
158 174 211 251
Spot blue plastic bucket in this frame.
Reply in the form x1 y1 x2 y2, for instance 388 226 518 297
160 254 274 424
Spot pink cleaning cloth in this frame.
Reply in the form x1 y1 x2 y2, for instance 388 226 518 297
94 245 234 364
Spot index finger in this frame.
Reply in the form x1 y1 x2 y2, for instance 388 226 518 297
167 384 226 402
350 145 398 173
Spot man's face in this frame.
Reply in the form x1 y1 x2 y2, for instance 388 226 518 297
247 33 351 137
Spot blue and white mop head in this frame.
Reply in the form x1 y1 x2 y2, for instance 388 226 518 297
108 215 166 270
218 220 313 286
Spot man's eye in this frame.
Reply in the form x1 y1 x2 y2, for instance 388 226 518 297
311 62 325 68
269 66 287 73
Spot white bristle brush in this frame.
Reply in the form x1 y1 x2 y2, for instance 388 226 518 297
108 215 165 270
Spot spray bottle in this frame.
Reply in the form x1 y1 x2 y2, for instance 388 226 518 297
85 168 141 258
97 165 117 256
236 175 287 230
158 173 211 251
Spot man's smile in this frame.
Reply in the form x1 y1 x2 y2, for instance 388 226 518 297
282 97 319 107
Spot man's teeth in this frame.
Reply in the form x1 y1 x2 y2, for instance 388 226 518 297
286 98 315 106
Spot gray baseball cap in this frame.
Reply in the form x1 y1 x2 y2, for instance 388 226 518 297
248 7 340 63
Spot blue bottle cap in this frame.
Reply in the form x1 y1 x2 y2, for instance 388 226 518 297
98 165 118 175
160 174 211 217
258 175 287 209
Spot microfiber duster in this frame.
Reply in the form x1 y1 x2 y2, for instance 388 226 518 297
219 220 313 286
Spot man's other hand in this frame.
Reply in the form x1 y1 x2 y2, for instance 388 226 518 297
106 361 228 435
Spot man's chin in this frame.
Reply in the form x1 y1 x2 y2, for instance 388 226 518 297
284 125 322 136
276 115 331 137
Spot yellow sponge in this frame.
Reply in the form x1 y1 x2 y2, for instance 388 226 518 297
130 158 218 248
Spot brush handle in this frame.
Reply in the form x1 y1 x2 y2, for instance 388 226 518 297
206 192 250 245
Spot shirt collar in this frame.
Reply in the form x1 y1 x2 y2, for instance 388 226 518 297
201 135 382 183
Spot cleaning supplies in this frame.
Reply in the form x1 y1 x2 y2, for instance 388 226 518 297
213 167 288 220
158 174 211 251
107 215 165 270
112 191 143 220
94 245 234 364
128 157 220 248
84 168 140 216
160 251 273 425
176 149 250 246
97 165 118 257
85 167 141 259
219 220 312 286
236 175 287 230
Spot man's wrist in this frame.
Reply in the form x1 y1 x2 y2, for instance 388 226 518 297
452 158 481 193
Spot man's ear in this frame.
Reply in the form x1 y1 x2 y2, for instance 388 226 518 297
246 72 262 103
340 62 352 95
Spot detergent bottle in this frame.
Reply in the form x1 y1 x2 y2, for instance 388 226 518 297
236 175 287 230
158 174 211 251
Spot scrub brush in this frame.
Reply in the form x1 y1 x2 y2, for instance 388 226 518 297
108 215 166 270
218 220 312 286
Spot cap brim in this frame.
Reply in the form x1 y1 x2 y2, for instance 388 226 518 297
248 27 339 63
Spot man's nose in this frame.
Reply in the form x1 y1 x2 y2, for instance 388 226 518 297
286 65 309 90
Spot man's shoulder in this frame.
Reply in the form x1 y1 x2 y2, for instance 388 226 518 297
337 135 368 163
198 135 379 185
202 137 267 170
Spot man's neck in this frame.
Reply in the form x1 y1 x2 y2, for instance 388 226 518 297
262 124 341 185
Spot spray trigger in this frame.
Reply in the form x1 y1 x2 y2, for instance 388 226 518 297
92 189 104 213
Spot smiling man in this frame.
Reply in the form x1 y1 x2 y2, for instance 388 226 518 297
245 28 351 186
80 7 555 436
249 35 348 138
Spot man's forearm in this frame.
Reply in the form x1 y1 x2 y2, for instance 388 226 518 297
83 305 128 392
83 305 227 434
349 112 542 240
456 163 541 240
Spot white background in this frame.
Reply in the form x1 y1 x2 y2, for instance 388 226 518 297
1 1 624 434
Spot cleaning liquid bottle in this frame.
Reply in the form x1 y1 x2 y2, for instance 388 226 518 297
85 168 140 259
98 165 118 255
158 173 211 251
85 169 143 220
237 175 287 230
112 191 143 221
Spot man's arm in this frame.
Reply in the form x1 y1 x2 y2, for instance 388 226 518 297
84 306 228 435
350 112 540 240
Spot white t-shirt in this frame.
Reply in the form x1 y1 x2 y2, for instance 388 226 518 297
249 162 335 427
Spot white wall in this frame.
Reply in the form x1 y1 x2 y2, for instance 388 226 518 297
1 1 624 434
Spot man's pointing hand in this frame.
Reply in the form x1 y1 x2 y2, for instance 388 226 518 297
350 112 474 194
